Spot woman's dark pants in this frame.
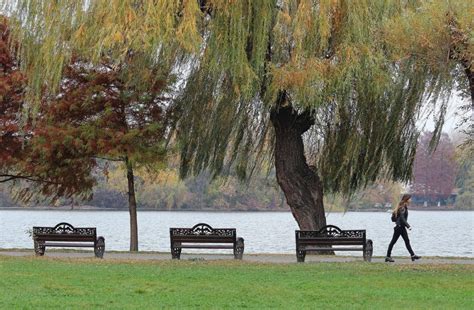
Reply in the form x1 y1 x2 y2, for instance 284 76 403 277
386 225 415 257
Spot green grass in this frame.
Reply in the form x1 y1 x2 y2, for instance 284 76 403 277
0 256 472 309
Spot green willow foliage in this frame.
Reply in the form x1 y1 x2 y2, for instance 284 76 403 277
384 0 474 150
5 0 469 195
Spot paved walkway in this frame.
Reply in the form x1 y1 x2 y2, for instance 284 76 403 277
1 250 472 264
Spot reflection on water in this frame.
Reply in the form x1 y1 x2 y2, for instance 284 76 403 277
0 210 472 257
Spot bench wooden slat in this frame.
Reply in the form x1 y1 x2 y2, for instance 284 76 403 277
298 240 365 245
172 238 235 243
36 236 96 242
178 244 235 249
299 239 365 241
297 237 366 241
43 243 95 247
298 237 365 241
304 247 364 251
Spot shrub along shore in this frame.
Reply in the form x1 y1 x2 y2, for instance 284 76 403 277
0 255 472 309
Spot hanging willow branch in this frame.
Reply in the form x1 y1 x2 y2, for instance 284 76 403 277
5 0 470 196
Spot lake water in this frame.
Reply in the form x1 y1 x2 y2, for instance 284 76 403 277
0 210 472 257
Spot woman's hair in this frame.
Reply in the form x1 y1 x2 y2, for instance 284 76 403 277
393 194 411 215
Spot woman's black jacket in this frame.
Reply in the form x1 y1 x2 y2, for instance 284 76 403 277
396 206 410 228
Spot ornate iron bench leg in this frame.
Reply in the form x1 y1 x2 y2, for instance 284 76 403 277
34 240 45 256
363 239 373 262
94 237 105 258
171 243 181 260
296 249 306 263
234 237 245 259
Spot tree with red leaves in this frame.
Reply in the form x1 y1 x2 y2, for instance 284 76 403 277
1 16 170 250
38 56 170 251
1 16 95 201
411 132 457 206
0 16 27 182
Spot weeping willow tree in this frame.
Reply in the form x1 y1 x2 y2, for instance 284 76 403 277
5 0 468 230
384 1 473 150
385 1 473 106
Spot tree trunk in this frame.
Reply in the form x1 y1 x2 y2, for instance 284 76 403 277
447 16 474 109
270 100 326 230
125 157 139 251
463 63 474 108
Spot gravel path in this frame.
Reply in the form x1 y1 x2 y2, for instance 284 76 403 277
1 250 472 264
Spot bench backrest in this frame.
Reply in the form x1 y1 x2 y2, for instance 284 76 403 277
33 222 97 242
296 225 366 245
170 223 236 243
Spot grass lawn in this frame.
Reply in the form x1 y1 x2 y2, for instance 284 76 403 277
0 256 472 309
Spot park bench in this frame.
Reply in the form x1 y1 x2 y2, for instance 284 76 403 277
295 225 373 262
170 223 244 260
33 222 105 258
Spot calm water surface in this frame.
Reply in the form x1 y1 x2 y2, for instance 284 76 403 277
0 210 472 257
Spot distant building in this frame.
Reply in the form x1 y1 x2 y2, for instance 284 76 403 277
409 192 457 207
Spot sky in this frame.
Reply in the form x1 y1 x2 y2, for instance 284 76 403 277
419 93 471 137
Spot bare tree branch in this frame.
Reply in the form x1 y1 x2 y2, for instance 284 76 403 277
0 174 60 185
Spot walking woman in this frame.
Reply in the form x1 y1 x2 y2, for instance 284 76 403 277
385 194 421 262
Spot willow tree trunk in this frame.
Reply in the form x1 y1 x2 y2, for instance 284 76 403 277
270 104 327 230
449 20 474 109
464 64 474 108
125 157 139 251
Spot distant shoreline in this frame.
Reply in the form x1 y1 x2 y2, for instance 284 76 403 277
0 206 291 212
351 207 469 212
0 206 470 212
